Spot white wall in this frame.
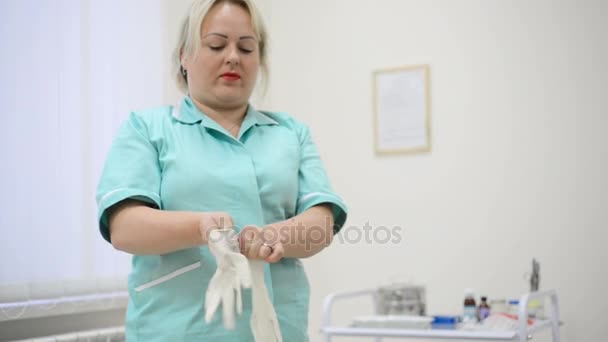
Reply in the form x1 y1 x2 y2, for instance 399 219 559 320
164 1 608 341
263 1 608 342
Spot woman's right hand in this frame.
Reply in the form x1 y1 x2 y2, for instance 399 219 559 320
198 212 236 245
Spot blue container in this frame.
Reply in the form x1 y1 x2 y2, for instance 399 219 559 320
431 315 462 330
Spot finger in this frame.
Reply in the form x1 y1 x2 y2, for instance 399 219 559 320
265 243 284 264
259 244 273 259
261 227 281 246
200 216 221 244
205 298 220 323
207 229 223 247
235 281 243 315
247 231 264 259
205 284 222 323
218 212 235 230
222 288 235 329
210 214 223 230
238 226 258 254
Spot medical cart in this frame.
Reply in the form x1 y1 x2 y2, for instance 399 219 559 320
321 289 561 342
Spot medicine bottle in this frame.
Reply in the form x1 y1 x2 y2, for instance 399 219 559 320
463 289 477 322
478 296 491 320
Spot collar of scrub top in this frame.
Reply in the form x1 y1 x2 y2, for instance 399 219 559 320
172 95 278 139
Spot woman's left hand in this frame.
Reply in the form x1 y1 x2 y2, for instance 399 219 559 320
238 225 284 263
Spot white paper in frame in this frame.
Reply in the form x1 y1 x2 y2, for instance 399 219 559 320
373 64 431 155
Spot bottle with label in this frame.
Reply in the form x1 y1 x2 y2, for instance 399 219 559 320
508 299 520 316
463 288 477 322
478 296 491 321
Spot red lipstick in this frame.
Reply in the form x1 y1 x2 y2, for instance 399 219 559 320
221 72 241 81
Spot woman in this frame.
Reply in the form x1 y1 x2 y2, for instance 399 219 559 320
96 0 347 340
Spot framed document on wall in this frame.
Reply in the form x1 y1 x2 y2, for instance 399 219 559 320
373 64 431 154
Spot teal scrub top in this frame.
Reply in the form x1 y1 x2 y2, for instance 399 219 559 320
96 96 348 342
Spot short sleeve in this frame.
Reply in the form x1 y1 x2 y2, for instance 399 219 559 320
295 124 348 233
95 112 162 243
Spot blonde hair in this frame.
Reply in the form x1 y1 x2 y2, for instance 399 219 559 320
172 0 269 94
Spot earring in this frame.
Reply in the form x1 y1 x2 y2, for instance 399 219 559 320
180 66 187 77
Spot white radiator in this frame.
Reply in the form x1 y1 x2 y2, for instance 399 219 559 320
10 326 124 342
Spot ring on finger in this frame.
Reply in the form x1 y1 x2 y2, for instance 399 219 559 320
262 241 276 253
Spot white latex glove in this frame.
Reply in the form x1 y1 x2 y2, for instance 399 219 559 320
205 229 252 330
249 260 283 342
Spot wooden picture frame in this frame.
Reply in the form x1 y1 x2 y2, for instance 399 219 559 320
373 64 431 155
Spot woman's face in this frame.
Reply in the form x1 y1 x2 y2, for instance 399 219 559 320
183 3 260 111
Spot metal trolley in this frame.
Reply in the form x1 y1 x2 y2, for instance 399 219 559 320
321 289 561 342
